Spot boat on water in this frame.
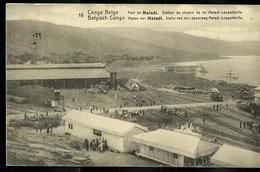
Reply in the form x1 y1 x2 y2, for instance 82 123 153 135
225 69 238 79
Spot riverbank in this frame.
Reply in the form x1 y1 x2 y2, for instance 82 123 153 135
114 68 255 98
109 55 259 89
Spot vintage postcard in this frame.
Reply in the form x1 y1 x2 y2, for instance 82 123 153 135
6 4 260 167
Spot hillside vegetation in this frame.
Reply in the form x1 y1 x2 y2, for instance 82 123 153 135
6 20 217 64
98 27 260 56
6 20 260 65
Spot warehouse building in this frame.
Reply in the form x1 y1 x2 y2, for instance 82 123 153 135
254 92 260 115
211 144 260 167
254 86 260 94
63 110 148 152
166 63 199 74
6 63 116 89
134 129 219 167
254 92 260 106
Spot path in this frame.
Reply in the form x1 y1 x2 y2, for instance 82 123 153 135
109 101 235 112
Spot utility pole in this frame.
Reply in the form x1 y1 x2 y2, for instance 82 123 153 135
32 32 42 64
62 95 65 111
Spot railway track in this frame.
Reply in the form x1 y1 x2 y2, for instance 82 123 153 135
199 131 260 153
187 107 260 146
155 89 204 103
225 106 257 121
206 115 260 144
191 106 242 122
162 108 260 151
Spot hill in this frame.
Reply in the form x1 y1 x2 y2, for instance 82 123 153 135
97 27 260 56
6 20 260 64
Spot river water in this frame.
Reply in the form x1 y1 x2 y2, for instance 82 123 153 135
195 56 260 86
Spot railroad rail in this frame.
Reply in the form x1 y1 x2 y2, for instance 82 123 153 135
161 107 260 151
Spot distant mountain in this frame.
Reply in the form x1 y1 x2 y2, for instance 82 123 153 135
6 20 260 64
97 27 260 56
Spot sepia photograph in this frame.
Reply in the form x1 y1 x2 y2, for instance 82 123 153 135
5 4 260 167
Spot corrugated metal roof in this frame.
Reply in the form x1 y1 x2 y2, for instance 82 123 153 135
63 110 147 137
134 129 218 159
211 144 260 167
6 68 110 80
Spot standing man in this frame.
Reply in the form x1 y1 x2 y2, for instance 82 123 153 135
184 110 188 118
35 126 38 134
202 117 206 124
85 138 89 151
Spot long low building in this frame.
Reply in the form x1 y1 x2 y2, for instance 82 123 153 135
6 63 115 89
254 92 260 115
63 110 148 152
134 129 219 167
211 144 260 167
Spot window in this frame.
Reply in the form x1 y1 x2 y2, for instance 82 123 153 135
93 129 102 136
173 153 178 159
149 146 154 151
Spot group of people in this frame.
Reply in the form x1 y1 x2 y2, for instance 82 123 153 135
8 118 16 125
84 138 108 152
90 105 109 114
24 111 60 121
180 122 194 131
24 112 61 134
239 120 260 133
134 99 156 107
212 104 223 111
114 109 145 120
212 103 229 111
160 106 188 117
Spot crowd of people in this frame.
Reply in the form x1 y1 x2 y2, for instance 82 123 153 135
180 122 194 131
24 112 61 134
90 105 110 114
117 98 156 109
239 120 260 133
134 99 156 107
212 104 224 111
115 109 145 120
84 138 108 152
160 105 188 117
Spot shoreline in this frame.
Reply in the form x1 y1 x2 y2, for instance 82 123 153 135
195 76 258 88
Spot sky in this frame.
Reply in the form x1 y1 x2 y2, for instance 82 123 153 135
6 4 260 41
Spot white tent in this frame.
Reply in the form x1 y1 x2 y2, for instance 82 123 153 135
254 86 260 92
126 79 141 91
209 88 220 93
211 144 260 167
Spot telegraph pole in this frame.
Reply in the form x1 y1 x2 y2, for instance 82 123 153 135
32 32 42 64
62 95 65 111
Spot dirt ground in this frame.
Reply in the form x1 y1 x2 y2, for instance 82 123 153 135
6 126 92 166
6 98 166 166
62 86 211 111
6 125 165 166
61 86 260 152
